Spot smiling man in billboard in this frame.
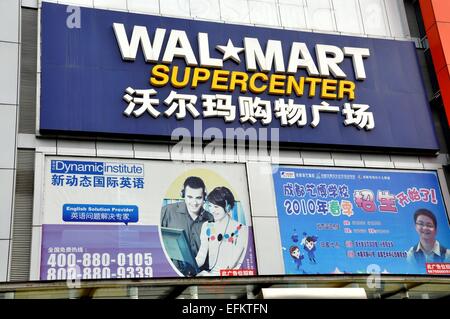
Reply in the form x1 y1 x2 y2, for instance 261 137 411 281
407 208 450 268
160 176 214 276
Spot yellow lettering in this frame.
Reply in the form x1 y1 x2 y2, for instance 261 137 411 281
305 77 322 98
171 65 191 88
211 70 230 91
191 68 211 88
269 74 286 95
248 73 268 94
149 64 170 87
286 76 305 96
321 79 338 99
338 80 356 100
229 71 249 93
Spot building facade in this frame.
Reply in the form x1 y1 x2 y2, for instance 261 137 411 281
0 0 449 299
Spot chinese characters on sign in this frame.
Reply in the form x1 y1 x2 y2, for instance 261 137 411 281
123 89 375 130
281 178 438 216
51 174 144 189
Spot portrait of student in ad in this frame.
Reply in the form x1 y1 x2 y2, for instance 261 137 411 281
407 209 450 267
160 167 257 277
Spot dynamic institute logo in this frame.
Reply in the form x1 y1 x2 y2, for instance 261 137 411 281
50 160 145 189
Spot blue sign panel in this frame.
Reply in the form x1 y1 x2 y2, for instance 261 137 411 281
272 166 450 275
40 3 439 152
50 160 144 176
62 204 139 224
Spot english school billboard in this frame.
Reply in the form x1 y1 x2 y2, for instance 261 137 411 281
41 157 257 280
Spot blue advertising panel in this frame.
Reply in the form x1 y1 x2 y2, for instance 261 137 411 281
272 166 450 275
39 3 439 152
41 157 257 280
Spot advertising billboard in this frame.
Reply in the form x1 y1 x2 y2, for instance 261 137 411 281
40 157 257 280
39 2 438 152
272 166 450 275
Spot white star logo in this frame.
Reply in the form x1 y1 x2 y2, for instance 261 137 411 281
216 39 244 64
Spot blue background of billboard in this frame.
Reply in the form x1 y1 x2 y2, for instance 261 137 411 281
272 166 450 275
40 3 438 152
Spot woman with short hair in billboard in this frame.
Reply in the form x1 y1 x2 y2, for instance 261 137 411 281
195 186 248 276
407 208 450 269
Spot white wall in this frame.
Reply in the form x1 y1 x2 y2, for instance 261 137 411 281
0 0 20 282
34 0 410 40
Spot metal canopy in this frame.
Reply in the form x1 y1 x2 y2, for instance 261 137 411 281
0 275 449 299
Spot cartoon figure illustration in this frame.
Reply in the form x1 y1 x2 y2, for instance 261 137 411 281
289 245 304 270
291 228 299 243
300 232 308 245
302 233 319 264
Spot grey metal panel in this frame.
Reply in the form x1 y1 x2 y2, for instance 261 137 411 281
0 240 10 282
362 153 394 168
59 0 93 8
0 0 19 43
301 151 334 166
18 73 36 134
96 141 134 158
247 162 277 217
9 150 35 282
36 138 56 154
17 133 36 149
332 152 364 167
19 8 37 134
416 50 434 100
57 139 96 156
437 169 450 222
94 0 127 11
420 154 450 169
127 0 160 14
403 0 420 38
252 217 285 275
0 105 17 169
0 42 19 105
133 143 170 159
21 0 39 9
428 91 449 154
384 0 410 38
0 169 14 240
391 155 424 169
20 9 37 75
29 226 42 281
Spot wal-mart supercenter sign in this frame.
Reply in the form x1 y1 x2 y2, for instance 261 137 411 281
39 2 439 152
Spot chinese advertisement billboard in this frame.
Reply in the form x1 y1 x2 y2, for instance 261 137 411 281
273 166 450 275
40 157 257 280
